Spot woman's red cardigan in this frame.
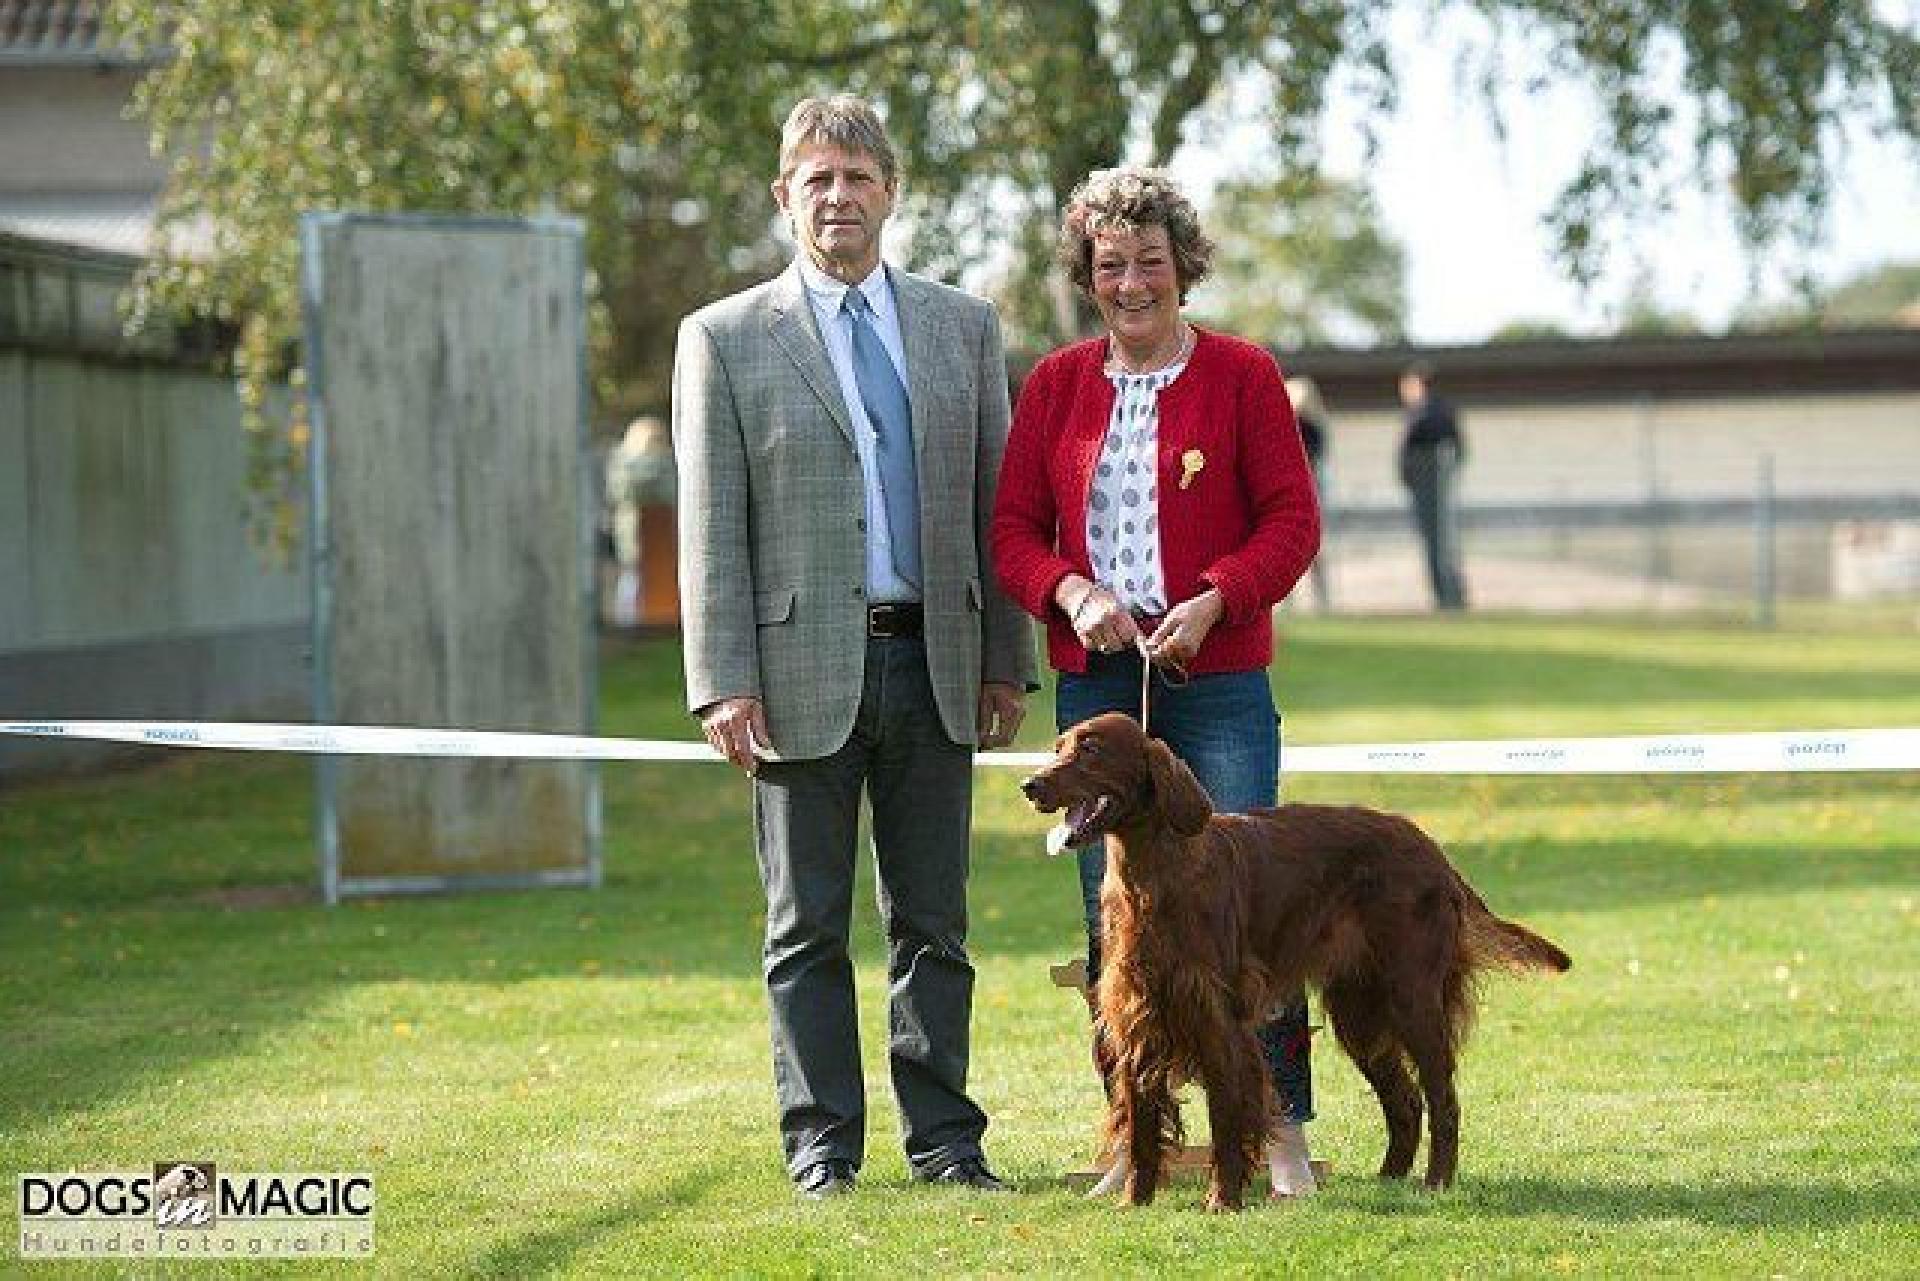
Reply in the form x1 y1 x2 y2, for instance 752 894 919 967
991 328 1321 676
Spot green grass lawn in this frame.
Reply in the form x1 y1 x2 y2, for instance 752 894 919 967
5 614 1919 1277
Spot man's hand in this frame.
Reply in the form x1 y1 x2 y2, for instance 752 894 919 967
1145 588 1225 667
978 682 1027 750
699 696 770 775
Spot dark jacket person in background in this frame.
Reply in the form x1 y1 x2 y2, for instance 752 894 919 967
1397 362 1468 611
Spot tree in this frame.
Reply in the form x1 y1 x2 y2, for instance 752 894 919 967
1611 265 1704 336
1489 318 1575 342
1734 258 1920 331
1615 303 1705 339
108 1 1920 548
1187 173 1405 348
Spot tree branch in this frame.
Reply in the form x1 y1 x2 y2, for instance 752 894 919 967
762 24 944 70
1149 0 1225 162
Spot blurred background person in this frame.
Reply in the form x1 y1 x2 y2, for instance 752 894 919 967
991 165 1323 1197
1285 374 1334 613
1397 362 1468 611
604 414 677 627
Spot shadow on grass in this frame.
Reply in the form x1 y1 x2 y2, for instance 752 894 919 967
472 1167 726 1276
1399 1173 1920 1229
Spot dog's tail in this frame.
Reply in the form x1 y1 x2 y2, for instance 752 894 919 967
1462 899 1572 975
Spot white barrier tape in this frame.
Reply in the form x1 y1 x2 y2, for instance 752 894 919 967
1275 727 1920 775
0 720 716 763
5 720 1918 775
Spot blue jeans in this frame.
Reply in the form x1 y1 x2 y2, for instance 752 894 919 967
1057 649 1313 1123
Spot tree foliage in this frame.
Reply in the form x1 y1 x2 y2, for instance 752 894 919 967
1189 173 1406 348
1735 257 1920 331
108 1 1920 548
1488 318 1575 342
1815 258 1920 327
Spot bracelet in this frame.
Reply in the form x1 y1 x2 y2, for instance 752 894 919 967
1069 588 1101 626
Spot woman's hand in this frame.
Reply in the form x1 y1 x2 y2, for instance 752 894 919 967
1145 588 1224 666
1055 574 1140 655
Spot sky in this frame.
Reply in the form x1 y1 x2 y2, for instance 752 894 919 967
1170 6 1920 345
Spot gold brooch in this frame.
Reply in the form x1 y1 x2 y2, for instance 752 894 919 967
1179 449 1205 490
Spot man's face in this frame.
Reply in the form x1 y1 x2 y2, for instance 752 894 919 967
773 142 895 283
1399 373 1426 407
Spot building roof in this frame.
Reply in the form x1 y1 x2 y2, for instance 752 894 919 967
0 0 148 65
0 190 160 257
1283 327 1920 409
1004 324 1920 406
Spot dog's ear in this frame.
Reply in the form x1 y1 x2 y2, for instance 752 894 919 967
1145 737 1212 837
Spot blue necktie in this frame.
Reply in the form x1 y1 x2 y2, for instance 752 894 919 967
842 288 921 588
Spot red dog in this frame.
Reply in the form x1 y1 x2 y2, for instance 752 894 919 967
1022 713 1571 1210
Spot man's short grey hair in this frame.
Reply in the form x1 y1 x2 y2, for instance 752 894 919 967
1057 165 1215 300
778 95 899 186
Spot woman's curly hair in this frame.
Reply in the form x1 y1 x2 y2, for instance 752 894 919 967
1057 165 1215 301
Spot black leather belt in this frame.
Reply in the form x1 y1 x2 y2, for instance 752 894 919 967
866 602 924 639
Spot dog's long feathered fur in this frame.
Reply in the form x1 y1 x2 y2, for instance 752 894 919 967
1022 713 1570 1210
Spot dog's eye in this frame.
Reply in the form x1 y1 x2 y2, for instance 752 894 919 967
1081 740 1100 756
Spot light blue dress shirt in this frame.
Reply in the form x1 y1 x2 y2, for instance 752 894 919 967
797 256 919 604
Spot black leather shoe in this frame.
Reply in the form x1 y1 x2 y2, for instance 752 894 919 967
922 1156 1012 1193
796 1159 857 1200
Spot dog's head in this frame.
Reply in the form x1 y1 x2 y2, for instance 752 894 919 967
1020 712 1213 844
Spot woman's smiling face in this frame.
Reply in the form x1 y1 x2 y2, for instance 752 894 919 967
1089 224 1183 358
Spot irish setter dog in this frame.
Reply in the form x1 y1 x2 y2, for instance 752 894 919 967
1021 713 1571 1210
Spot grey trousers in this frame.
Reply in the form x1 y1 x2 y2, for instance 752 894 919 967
750 635 986 1180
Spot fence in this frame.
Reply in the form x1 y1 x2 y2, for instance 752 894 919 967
0 233 308 779
1299 379 1920 618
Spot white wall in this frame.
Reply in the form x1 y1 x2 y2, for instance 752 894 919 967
1319 391 1920 511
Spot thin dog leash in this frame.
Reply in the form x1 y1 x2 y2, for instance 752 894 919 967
1131 633 1189 736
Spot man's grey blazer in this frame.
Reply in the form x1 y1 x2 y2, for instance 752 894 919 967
672 262 1038 760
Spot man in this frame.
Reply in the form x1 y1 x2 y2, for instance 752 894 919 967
672 95 1036 1201
1397 362 1469 611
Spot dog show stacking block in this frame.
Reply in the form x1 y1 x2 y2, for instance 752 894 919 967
1049 959 1090 994
1063 1147 1214 1191
1063 1153 1331 1193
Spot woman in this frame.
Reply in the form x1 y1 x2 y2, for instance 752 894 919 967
991 166 1324 1196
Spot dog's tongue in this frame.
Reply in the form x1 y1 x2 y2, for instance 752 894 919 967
1062 794 1113 847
